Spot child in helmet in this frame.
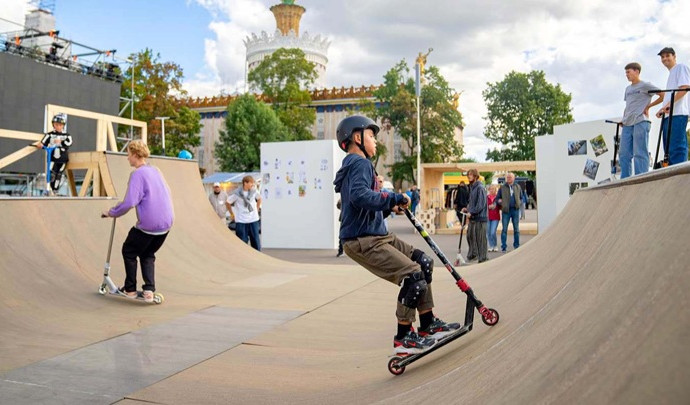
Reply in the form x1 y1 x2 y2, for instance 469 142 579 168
37 113 73 194
333 115 460 355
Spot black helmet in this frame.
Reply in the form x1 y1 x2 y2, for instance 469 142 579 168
52 113 67 124
336 115 380 152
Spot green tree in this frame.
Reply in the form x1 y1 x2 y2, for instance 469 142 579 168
120 48 201 156
483 70 573 161
247 48 317 141
215 94 289 172
163 105 202 157
363 60 464 184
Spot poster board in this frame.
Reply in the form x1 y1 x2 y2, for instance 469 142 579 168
535 118 661 231
260 140 346 249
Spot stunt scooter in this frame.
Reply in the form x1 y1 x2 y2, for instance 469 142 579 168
604 120 622 179
453 211 468 266
387 209 499 376
98 216 164 304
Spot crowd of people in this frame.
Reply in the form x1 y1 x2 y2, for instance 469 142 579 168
455 172 527 263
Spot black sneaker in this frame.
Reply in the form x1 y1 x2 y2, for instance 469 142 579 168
419 317 462 339
393 328 436 354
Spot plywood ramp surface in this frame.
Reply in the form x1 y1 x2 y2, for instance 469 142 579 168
1 154 689 404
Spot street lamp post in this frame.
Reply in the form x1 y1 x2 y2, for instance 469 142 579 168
155 116 169 156
415 48 432 193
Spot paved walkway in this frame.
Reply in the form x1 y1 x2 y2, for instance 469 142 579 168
263 211 536 266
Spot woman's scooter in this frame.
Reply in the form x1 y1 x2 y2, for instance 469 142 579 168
98 216 164 304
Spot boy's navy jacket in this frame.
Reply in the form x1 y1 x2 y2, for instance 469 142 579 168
333 154 407 240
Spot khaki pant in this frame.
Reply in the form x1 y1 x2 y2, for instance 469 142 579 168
344 233 434 323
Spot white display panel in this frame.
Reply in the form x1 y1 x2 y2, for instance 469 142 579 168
535 118 661 231
260 140 346 249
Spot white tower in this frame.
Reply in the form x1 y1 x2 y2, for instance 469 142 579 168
244 1 330 89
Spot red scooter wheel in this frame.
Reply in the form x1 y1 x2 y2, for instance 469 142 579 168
481 308 499 326
388 357 405 375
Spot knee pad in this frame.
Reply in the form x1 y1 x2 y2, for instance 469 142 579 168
411 249 434 284
397 271 428 309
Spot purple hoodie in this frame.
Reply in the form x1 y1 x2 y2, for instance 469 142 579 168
109 165 174 233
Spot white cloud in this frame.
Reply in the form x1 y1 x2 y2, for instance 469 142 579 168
0 0 30 33
188 0 690 161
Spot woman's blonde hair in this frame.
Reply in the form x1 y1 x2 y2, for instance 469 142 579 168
127 140 150 158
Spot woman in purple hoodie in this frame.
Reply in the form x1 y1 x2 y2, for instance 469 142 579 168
102 140 174 302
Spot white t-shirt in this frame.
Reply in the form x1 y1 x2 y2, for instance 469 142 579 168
664 63 690 116
227 189 260 223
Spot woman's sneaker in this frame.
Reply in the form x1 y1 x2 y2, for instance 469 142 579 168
418 317 462 340
142 290 154 303
393 328 436 354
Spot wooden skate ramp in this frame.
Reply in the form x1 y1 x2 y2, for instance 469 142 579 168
1 153 689 404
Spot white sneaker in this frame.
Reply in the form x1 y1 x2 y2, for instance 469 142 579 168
143 290 154 303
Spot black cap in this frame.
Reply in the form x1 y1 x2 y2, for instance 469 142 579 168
658 47 675 56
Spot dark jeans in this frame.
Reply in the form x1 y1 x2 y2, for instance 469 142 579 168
236 220 261 251
501 208 520 251
122 227 169 292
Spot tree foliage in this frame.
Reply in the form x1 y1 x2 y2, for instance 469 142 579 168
215 94 290 172
363 60 464 184
247 48 317 141
483 70 573 161
120 48 201 156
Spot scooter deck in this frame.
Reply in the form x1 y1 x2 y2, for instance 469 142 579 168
391 324 471 370
99 285 164 304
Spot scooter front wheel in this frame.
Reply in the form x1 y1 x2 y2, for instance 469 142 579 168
388 356 405 375
481 308 499 326
98 285 107 295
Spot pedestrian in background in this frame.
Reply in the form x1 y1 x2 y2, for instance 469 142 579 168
208 182 229 222
226 175 262 251
462 169 488 263
486 184 500 252
497 173 522 252
453 181 469 225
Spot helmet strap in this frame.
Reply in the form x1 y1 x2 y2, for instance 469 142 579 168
355 131 370 159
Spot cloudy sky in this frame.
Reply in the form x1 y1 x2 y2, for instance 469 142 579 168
2 0 689 160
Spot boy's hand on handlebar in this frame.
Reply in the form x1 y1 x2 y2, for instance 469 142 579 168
101 211 110 218
399 194 411 208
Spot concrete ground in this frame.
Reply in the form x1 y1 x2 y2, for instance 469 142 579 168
263 209 536 266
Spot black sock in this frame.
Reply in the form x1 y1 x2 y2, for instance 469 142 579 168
396 323 411 339
419 311 434 331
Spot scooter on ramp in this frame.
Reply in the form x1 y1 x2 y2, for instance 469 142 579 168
97 216 164 304
387 209 499 376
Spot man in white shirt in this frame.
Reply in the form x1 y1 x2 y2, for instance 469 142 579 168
226 176 262 251
653 47 690 165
